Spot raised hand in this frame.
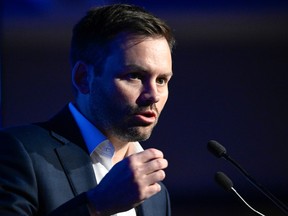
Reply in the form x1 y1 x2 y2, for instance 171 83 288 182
87 148 168 215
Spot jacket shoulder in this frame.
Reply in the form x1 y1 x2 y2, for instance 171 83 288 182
0 124 61 152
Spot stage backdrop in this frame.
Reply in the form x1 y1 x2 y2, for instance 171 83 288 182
2 1 288 215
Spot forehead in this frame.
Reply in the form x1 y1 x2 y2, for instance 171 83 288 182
111 33 171 52
106 34 172 71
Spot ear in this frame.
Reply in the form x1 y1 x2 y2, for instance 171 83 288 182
72 61 91 94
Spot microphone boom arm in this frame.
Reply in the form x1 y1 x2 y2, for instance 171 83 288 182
223 154 288 215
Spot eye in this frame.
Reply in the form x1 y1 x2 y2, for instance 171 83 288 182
126 73 143 80
156 77 168 85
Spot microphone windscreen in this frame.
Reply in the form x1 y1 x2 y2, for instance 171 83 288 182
215 171 233 191
207 140 227 158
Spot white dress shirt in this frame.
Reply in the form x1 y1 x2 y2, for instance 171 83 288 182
69 103 143 216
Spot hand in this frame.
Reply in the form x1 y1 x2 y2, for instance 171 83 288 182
87 148 168 215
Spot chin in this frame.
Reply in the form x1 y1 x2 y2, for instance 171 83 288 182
122 127 153 142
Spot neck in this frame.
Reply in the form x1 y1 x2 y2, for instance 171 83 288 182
109 137 130 164
112 145 129 164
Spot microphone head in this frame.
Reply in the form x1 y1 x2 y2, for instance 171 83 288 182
207 140 227 158
215 171 233 191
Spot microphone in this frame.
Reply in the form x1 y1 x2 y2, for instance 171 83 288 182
215 171 265 216
208 140 288 215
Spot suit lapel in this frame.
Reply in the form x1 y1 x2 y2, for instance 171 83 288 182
55 142 97 195
136 199 153 216
135 182 170 216
37 105 97 195
37 105 89 154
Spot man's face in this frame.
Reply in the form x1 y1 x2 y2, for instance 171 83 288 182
88 35 172 142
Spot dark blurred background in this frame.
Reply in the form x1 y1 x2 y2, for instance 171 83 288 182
1 0 288 215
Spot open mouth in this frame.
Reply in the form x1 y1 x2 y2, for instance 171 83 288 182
133 111 157 124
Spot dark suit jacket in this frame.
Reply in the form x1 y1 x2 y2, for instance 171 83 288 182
0 106 171 216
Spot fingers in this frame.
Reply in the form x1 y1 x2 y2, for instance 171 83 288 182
87 148 167 215
135 157 168 180
128 148 168 176
126 148 168 197
143 182 162 199
134 148 164 162
144 169 166 187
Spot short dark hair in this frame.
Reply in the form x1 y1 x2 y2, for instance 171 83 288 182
70 4 175 68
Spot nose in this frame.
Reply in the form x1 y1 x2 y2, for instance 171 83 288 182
137 82 160 106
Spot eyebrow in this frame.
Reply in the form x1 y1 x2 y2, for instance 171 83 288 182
123 64 173 76
123 64 148 72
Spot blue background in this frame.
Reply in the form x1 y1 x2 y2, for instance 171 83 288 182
2 0 288 215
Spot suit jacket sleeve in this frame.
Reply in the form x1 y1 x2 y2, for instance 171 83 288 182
0 131 39 215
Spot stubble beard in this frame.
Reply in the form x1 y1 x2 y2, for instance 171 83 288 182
90 101 159 142
89 82 160 142
113 120 158 142
110 104 160 142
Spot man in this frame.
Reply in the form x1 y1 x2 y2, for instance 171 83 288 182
0 4 175 216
